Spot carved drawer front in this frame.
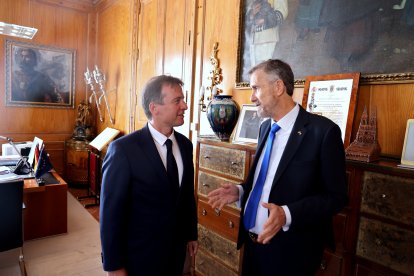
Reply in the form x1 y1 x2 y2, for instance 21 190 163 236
195 249 238 276
316 251 343 276
332 213 347 251
361 172 414 226
198 171 239 210
357 217 414 276
198 225 240 271
199 144 246 180
198 200 239 242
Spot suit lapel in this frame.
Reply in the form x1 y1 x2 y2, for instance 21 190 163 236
271 107 308 188
174 133 189 193
140 124 169 181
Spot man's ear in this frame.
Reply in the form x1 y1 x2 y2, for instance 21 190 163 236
273 79 285 96
149 102 157 116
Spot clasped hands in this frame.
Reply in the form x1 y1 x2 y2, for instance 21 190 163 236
207 183 286 244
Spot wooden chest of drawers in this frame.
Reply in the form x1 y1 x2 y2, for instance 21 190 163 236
195 138 256 275
355 169 414 276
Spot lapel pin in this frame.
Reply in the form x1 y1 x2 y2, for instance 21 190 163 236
297 131 302 135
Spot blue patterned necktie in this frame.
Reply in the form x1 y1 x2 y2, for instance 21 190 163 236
244 123 281 230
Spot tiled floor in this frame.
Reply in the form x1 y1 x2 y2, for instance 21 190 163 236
68 185 100 222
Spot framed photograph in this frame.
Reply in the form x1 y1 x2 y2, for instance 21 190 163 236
400 119 414 167
236 0 414 87
233 104 265 143
302 73 360 148
5 39 75 108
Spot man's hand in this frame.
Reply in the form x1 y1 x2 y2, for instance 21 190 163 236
207 183 239 210
257 202 286 244
187 240 198 257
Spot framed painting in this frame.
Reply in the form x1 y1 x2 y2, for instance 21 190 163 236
5 39 75 108
236 0 414 87
233 104 265 144
302 72 360 148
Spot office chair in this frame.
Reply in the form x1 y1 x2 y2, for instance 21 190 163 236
0 179 27 276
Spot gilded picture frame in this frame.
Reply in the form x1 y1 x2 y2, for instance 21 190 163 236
5 39 75 108
236 0 414 88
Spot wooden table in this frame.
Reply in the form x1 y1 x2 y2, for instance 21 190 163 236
23 171 67 240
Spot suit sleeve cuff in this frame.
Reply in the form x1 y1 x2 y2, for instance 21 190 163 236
281 205 291 232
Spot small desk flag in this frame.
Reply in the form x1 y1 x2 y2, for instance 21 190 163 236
34 144 53 178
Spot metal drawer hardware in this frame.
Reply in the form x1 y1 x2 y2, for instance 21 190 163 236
202 183 210 187
226 251 231 255
215 208 221 216
381 194 387 199
375 238 383 246
203 155 210 159
228 220 234 228
231 161 238 165
202 209 207 216
319 259 327 271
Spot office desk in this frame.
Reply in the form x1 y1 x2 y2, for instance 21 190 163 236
23 171 67 240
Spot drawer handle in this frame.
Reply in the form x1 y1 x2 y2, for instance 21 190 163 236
231 161 238 165
381 194 387 199
226 251 231 255
320 259 327 271
202 209 207 216
203 155 210 159
202 183 210 188
214 208 220 216
228 220 234 228
375 238 383 246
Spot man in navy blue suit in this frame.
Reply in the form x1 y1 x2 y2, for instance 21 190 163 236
100 75 198 276
208 59 347 275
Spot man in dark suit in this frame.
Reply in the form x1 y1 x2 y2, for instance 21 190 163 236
100 75 198 276
208 59 347 275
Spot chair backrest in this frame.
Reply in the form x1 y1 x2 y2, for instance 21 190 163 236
0 179 24 252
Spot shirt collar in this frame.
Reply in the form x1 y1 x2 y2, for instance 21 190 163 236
147 122 176 146
271 103 299 131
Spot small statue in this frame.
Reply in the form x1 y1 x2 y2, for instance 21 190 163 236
73 101 94 140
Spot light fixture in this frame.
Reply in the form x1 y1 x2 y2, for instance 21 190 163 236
0 22 37 39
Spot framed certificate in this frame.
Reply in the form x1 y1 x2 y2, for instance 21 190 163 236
302 73 360 148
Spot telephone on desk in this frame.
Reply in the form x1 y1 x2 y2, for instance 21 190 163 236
12 157 32 175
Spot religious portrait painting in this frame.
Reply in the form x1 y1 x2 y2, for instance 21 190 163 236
5 39 75 108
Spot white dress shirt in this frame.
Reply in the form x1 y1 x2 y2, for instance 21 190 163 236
148 123 184 186
239 104 299 234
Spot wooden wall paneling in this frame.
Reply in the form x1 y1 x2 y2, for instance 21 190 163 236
197 0 240 137
163 0 196 138
134 0 161 131
128 0 140 132
202 0 239 94
0 0 91 171
34 0 94 12
190 1 206 145
369 83 414 157
94 0 133 135
133 0 197 137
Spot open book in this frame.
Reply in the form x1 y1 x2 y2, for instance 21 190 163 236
89 127 120 151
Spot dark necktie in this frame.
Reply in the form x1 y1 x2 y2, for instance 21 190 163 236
244 123 281 230
165 139 179 190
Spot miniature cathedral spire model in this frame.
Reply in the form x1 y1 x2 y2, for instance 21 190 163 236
345 106 381 162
